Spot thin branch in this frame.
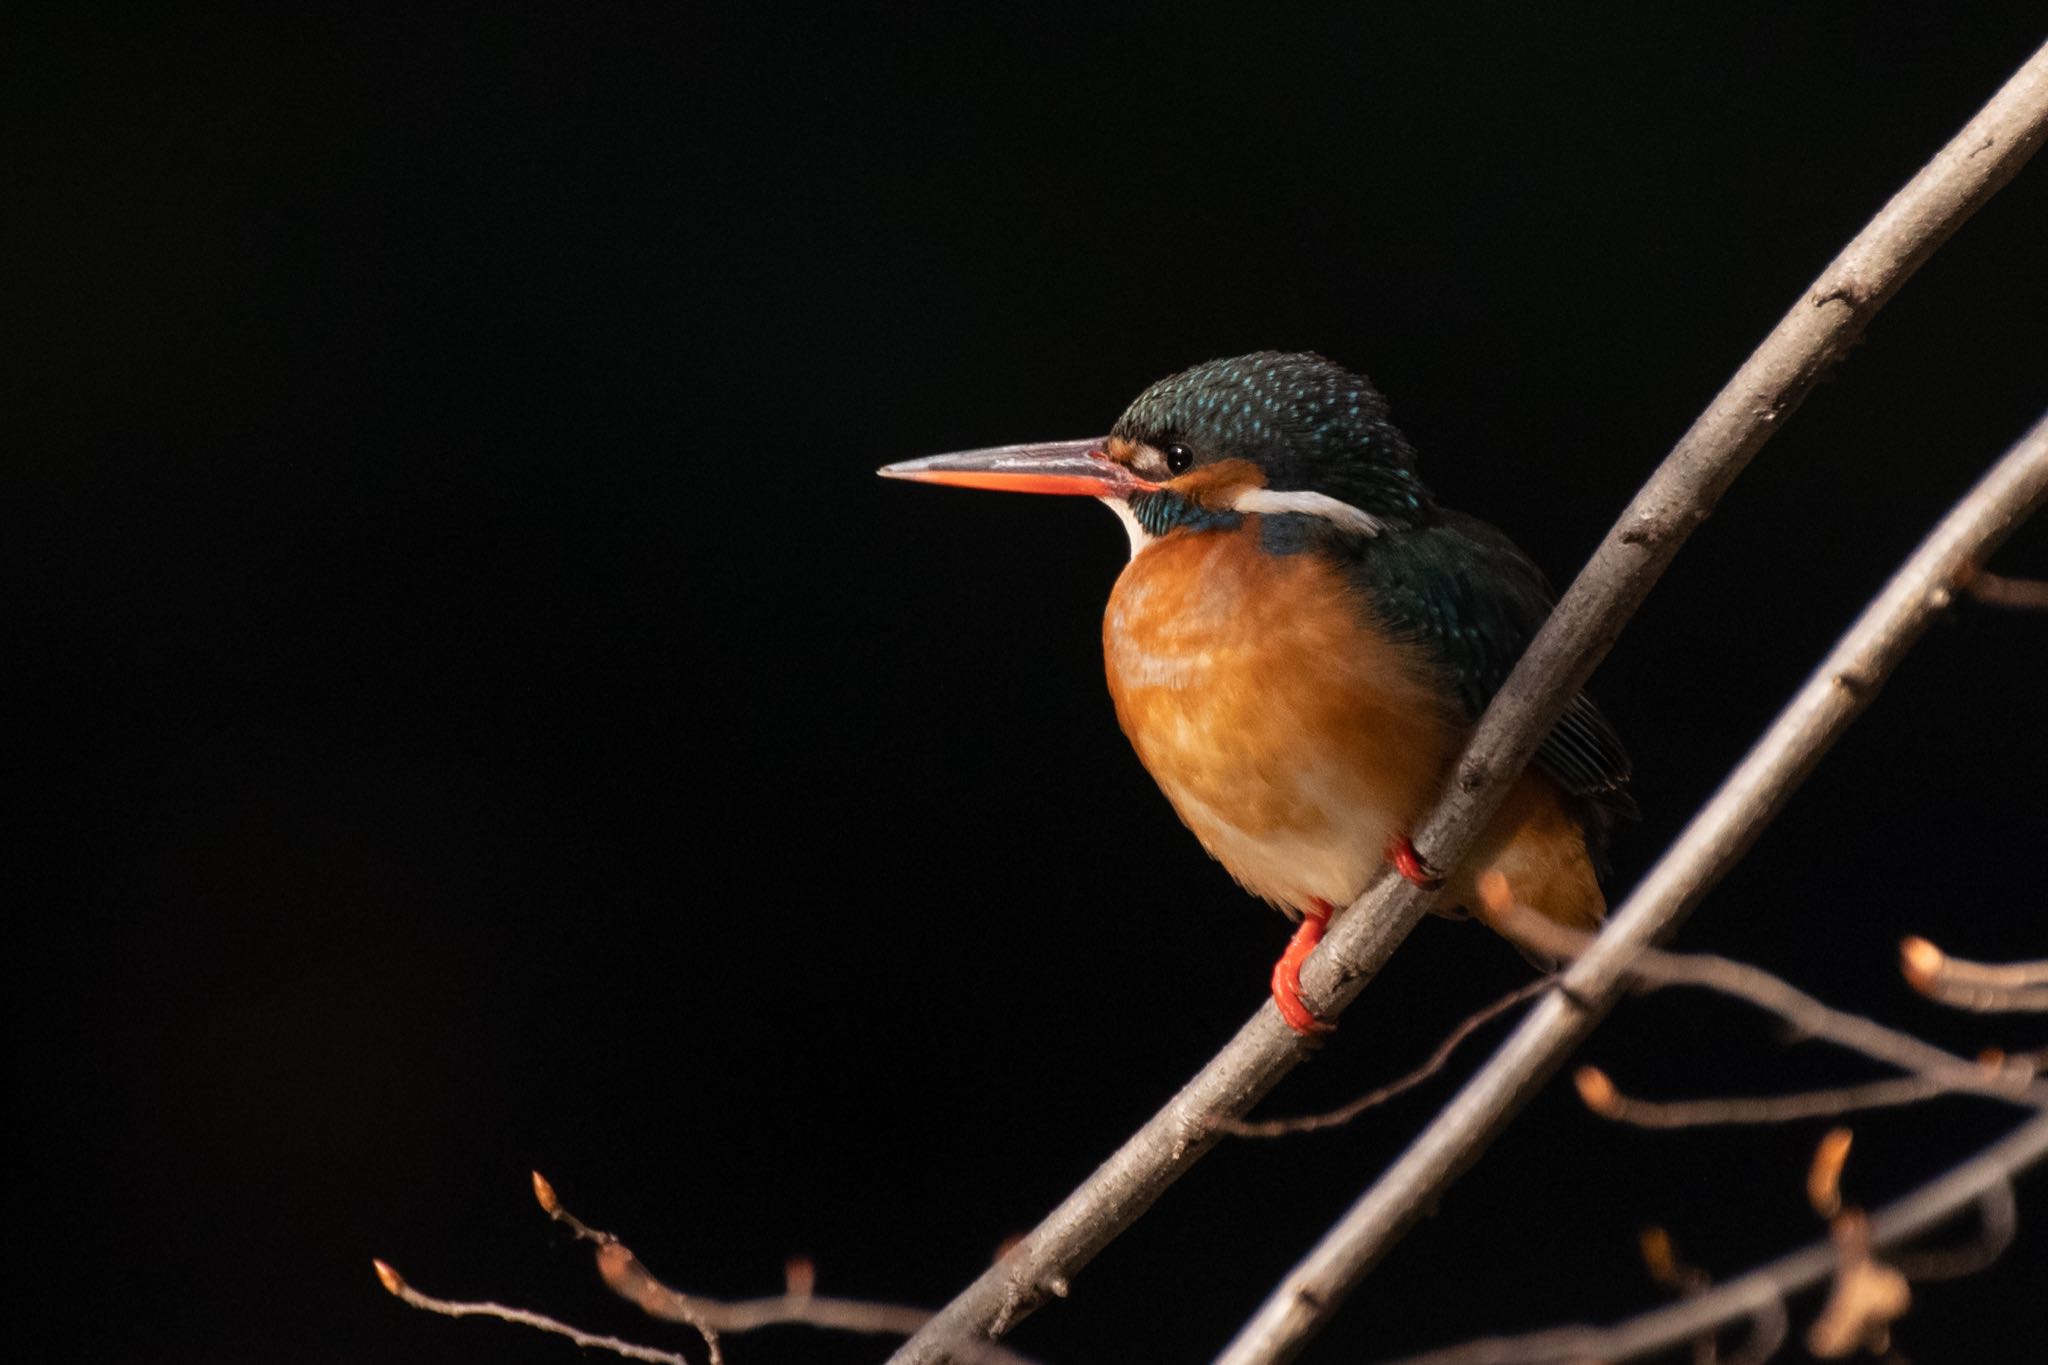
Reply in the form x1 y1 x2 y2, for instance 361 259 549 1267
534 1172 1039 1365
599 1243 935 1338
1902 935 2048 1012
1579 1072 1950 1128
1889 1180 2018 1282
371 1259 696 1365
1717 1296 1791 1365
1483 893 2048 1113
1208 978 1551 1138
892 36 2048 1365
1219 407 2048 1363
1964 568 2048 609
1379 1112 2048 1365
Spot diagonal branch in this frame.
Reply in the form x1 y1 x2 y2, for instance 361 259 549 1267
890 36 2048 1364
1218 410 2048 1363
1482 893 2048 1113
1380 1113 2048 1365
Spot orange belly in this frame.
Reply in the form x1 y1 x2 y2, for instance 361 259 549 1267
1102 524 1605 930
1103 526 1462 913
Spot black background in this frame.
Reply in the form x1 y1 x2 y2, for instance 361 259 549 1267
15 6 2048 1363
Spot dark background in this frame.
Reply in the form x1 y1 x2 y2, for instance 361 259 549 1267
14 6 2047 1362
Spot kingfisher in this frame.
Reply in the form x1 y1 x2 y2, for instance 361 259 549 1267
880 352 1633 1034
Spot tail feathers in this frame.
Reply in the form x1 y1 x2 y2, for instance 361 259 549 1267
1454 773 1607 957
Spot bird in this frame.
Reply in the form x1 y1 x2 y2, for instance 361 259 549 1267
879 351 1634 1034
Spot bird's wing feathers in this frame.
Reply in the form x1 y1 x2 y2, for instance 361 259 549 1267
1342 511 1637 817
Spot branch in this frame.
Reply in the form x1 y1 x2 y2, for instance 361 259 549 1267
376 1173 1039 1365
893 37 2048 1363
530 1172 1040 1365
1902 935 2048 1012
371 1259 696 1365
599 1242 930 1339
1379 1112 2048 1364
1481 890 2048 1116
1219 409 2048 1363
1208 978 1551 1139
1578 1072 1953 1128
1963 569 2048 609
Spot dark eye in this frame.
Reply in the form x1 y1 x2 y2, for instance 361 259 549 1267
1164 442 1195 474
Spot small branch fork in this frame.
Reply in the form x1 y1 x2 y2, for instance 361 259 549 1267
1208 978 1552 1139
374 1172 1037 1365
1227 894 2046 1138
1478 885 2048 1123
1215 892 2048 1361
892 37 2048 1365
1383 1115 2048 1365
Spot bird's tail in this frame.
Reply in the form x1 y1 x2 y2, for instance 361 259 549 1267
1456 772 1607 944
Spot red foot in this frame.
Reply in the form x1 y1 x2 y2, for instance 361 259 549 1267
1270 899 1335 1036
1388 834 1444 890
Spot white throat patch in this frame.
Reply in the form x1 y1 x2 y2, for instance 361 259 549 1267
1102 496 1155 559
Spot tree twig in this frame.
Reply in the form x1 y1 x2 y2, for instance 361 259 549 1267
532 1172 1039 1365
1889 1180 2018 1282
598 1243 935 1339
1218 409 2048 1363
1577 1071 1951 1128
1963 569 2048 609
1377 1112 2048 1364
1480 889 2048 1115
1902 935 2048 1012
371 1259 696 1365
892 37 2048 1364
1207 978 1551 1138
375 1173 1042 1365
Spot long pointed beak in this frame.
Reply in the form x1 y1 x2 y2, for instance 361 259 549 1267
877 438 1151 497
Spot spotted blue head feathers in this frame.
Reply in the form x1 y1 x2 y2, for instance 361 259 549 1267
1109 351 1436 526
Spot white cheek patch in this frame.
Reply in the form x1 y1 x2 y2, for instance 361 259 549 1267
1232 488 1384 537
1102 496 1155 559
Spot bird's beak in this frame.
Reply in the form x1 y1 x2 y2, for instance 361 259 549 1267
877 439 1151 497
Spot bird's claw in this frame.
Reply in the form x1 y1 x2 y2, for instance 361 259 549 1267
1269 904 1336 1036
1388 835 1445 890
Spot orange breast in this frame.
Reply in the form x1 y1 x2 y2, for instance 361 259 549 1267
1102 523 1463 914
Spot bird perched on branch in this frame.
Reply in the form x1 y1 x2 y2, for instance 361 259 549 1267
880 352 1633 1033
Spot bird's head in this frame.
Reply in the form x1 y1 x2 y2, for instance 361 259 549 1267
879 352 1435 555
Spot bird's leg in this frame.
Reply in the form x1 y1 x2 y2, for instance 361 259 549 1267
1387 834 1444 890
1270 899 1336 1036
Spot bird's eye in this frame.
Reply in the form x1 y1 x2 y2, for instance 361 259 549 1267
1164 442 1195 474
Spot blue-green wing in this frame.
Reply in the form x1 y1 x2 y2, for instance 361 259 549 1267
1343 511 1637 818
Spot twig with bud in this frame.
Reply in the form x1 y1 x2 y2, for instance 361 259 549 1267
369 1257 694 1365
1383 1114 2047 1364
1901 935 2048 1012
532 1171 1006 1347
373 1172 1040 1365
1470 880 2048 1126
